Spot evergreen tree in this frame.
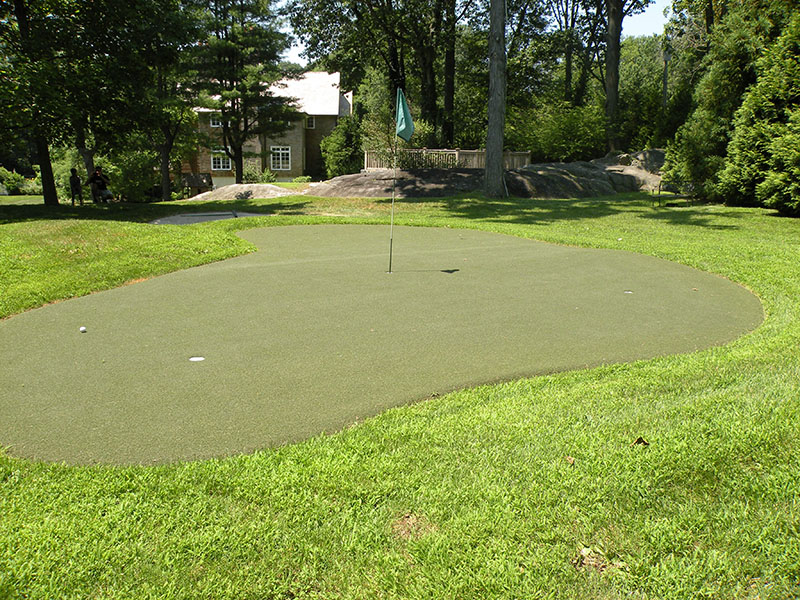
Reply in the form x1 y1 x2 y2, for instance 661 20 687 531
718 12 800 215
663 0 795 201
195 0 295 183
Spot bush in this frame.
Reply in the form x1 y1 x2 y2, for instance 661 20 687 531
106 150 158 202
20 167 43 195
320 115 363 178
0 167 27 195
292 176 312 183
506 102 606 163
242 163 276 183
757 120 800 216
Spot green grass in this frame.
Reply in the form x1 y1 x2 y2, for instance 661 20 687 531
273 181 313 191
0 195 46 206
1 193 799 599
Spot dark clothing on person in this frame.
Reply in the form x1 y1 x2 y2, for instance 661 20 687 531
69 172 83 206
86 169 112 203
86 171 110 191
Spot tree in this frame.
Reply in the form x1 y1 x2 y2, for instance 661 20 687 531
718 12 800 215
195 0 294 183
137 0 206 201
663 0 795 201
603 0 653 151
0 0 66 205
484 0 506 197
616 35 665 149
290 0 477 147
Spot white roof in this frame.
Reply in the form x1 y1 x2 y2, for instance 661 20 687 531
271 72 351 117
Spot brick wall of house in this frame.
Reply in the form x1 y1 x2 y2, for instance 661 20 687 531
304 115 338 179
185 113 266 187
262 122 306 180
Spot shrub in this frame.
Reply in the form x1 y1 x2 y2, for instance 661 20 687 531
506 102 606 163
320 115 363 178
20 167 43 195
757 120 800 216
292 176 312 183
0 167 27 195
242 163 261 183
242 163 276 183
108 150 158 202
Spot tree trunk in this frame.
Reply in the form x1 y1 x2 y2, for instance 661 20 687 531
565 32 575 102
704 0 714 34
75 119 96 177
233 149 244 184
416 44 439 146
387 41 406 98
484 0 507 198
605 0 622 152
573 41 592 105
159 123 178 202
442 0 456 146
35 136 59 206
160 144 173 202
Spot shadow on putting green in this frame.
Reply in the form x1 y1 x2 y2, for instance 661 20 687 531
0 225 764 465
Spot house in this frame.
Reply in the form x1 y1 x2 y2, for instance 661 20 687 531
184 72 353 187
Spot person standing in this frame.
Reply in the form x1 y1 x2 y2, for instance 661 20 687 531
69 168 84 206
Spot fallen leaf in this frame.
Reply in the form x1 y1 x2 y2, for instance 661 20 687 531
565 456 575 465
631 436 650 446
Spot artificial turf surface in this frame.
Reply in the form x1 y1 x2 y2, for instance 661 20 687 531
0 224 762 464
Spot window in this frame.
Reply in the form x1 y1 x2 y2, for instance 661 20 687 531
210 114 222 128
211 151 231 171
305 116 316 129
271 146 291 171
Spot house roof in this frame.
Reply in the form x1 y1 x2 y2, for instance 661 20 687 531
271 71 352 117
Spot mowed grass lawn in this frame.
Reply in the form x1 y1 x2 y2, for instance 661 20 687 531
1 192 798 599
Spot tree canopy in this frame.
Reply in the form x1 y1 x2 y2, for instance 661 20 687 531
2 0 798 213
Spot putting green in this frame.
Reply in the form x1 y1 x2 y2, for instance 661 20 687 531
0 225 763 465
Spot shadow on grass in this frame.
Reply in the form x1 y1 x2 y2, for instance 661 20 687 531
391 192 744 230
3 191 746 231
0 197 311 225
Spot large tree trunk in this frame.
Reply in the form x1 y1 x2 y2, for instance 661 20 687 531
704 0 714 34
387 41 406 98
605 0 622 152
484 0 507 198
159 123 178 202
233 148 244 184
75 119 96 176
416 43 439 147
35 136 59 206
442 0 456 146
159 144 173 202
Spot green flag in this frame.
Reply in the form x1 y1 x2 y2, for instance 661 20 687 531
395 88 414 142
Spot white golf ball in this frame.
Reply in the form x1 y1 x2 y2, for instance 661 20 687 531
79 326 87 333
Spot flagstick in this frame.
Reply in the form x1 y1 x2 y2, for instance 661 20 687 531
388 134 397 274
